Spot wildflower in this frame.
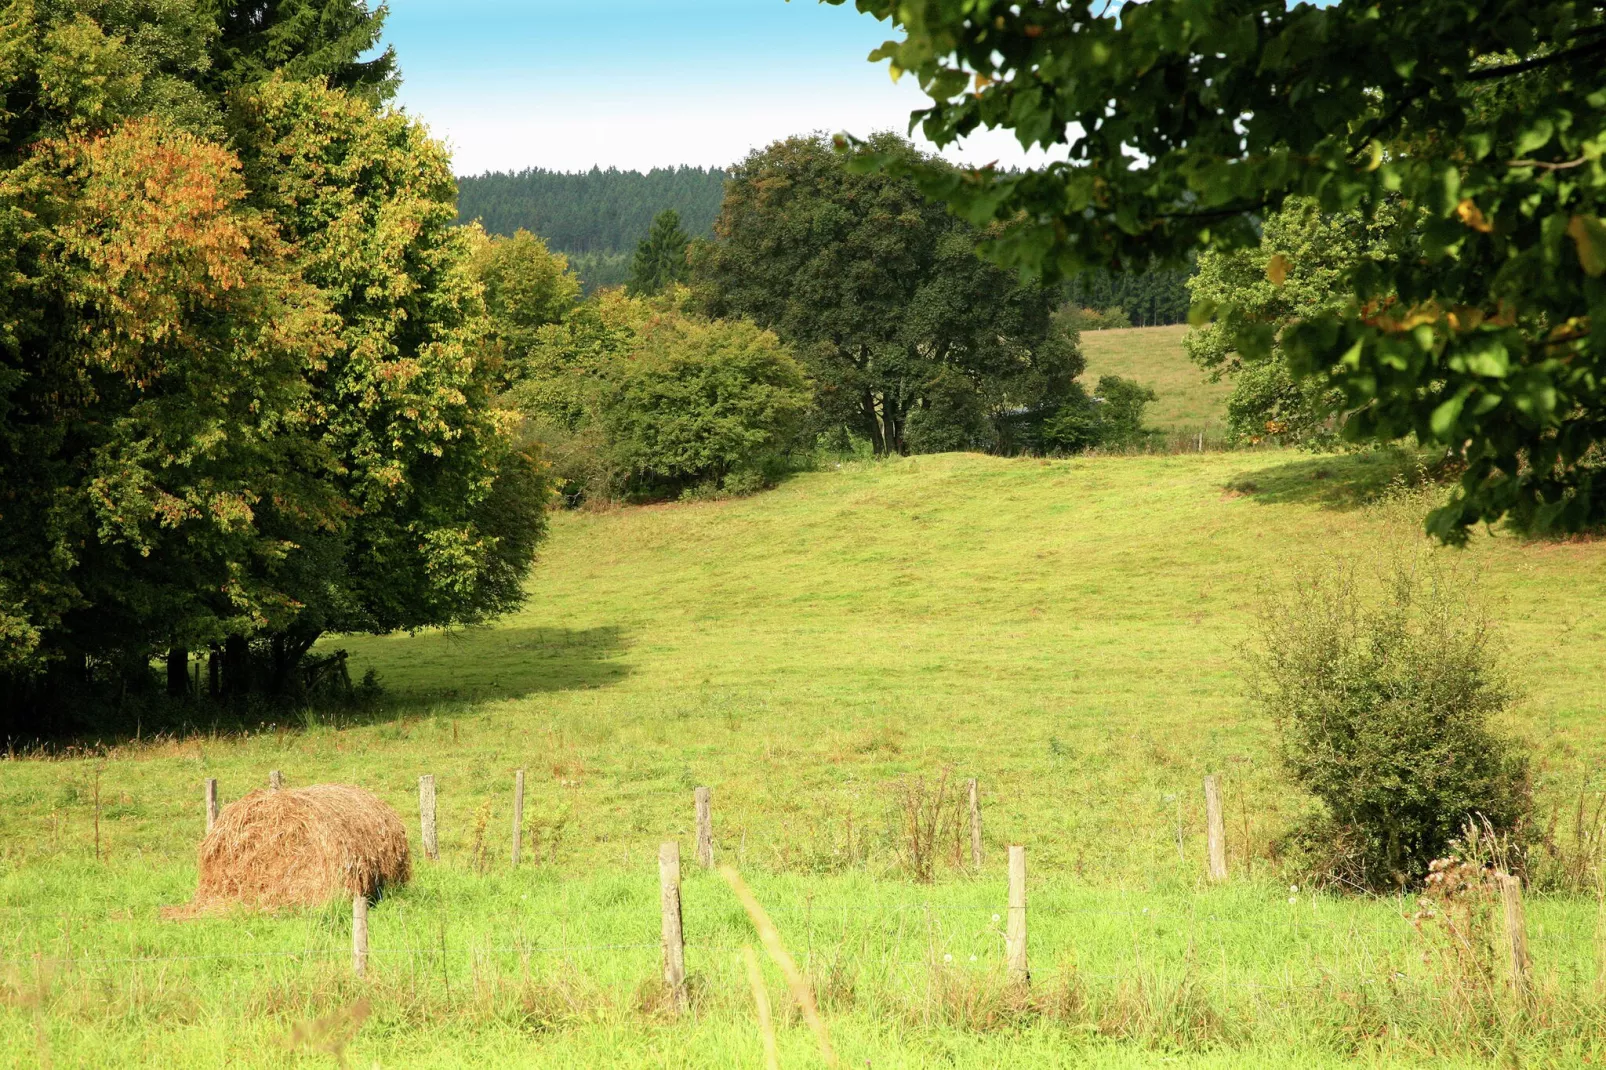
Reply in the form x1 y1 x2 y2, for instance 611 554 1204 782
1288 896 1297 904
1289 885 1298 894
992 913 1000 922
943 953 953 963
969 955 977 963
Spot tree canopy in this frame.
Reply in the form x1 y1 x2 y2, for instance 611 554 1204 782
695 133 1082 457
0 2 546 731
832 0 1606 540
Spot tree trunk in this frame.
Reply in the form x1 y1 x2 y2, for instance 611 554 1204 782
207 644 221 699
223 635 250 698
860 389 887 456
165 647 189 699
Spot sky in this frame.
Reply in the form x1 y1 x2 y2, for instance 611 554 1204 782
381 0 1057 177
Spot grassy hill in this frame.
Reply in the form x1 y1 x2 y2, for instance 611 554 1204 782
5 451 1605 1066
1080 324 1233 439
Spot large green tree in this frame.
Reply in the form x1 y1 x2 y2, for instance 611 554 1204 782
696 133 1079 456
833 0 1606 539
200 0 395 98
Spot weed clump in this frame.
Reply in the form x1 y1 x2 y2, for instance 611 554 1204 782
1249 553 1531 890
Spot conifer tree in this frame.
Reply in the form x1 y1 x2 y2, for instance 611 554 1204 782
626 209 690 296
201 0 396 98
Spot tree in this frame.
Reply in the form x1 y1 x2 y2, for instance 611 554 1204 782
466 225 581 384
832 0 1606 539
226 77 547 688
200 0 396 99
696 133 1080 456
0 5 342 726
1186 199 1404 446
627 209 691 296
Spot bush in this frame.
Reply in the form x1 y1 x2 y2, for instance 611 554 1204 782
511 290 812 503
1038 376 1158 454
602 315 812 497
1249 554 1531 890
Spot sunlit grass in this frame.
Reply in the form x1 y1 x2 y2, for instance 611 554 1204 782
3 449 1605 1065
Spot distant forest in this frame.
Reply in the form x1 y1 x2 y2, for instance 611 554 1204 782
455 164 1191 317
457 166 728 292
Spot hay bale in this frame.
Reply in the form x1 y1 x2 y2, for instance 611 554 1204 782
186 784 410 911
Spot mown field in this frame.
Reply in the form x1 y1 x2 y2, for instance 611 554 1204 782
4 376 1606 1064
1080 324 1233 439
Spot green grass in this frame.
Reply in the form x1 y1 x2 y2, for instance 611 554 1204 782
1080 324 1233 437
4 449 1606 1066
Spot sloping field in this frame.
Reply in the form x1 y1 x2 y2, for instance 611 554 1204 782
1080 324 1233 437
4 451 1605 1066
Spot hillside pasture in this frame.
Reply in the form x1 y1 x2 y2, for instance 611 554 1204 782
3 450 1605 1066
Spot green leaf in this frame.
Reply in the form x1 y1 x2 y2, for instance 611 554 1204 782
1566 215 1606 277
1430 389 1470 439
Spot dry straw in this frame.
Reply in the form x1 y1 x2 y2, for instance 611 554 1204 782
720 865 837 1067
178 785 410 913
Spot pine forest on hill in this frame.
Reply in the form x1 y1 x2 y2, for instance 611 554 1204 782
457 166 728 291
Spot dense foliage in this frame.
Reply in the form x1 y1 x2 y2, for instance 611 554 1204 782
1186 200 1404 447
0 2 547 732
1251 555 1530 890
696 134 1091 457
511 291 812 503
833 0 1606 541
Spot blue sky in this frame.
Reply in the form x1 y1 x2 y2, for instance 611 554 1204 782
381 1 1052 175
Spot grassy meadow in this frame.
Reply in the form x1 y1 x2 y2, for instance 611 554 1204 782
5 335 1606 1064
1080 324 1233 440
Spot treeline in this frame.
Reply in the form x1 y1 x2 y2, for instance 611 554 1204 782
2 2 547 735
1063 263 1194 327
456 166 728 256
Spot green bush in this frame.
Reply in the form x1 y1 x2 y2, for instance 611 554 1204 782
1038 375 1158 454
1249 554 1531 890
511 290 812 503
602 315 812 498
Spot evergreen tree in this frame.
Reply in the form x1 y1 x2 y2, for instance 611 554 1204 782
627 210 690 296
200 0 396 99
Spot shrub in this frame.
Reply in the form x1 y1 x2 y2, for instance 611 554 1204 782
1248 554 1530 890
601 315 812 498
1038 376 1158 454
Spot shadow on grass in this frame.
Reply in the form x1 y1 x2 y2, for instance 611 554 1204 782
1223 447 1433 511
332 624 633 716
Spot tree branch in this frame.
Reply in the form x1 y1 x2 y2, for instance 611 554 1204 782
1466 38 1606 82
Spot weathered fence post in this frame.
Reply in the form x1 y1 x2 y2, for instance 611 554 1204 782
659 842 687 1011
1006 845 1028 986
967 778 983 872
352 893 369 978
695 786 714 869
419 774 438 861
1204 775 1228 882
269 770 283 792
511 769 525 868
204 778 219 834
1499 872 1530 998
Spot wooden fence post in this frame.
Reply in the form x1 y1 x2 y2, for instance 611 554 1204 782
1499 872 1529 998
659 841 687 1011
204 778 219 834
352 893 369 978
511 768 525 868
1006 845 1028 986
695 786 714 869
1204 775 1228 882
967 778 983 871
269 770 283 792
419 774 438 861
